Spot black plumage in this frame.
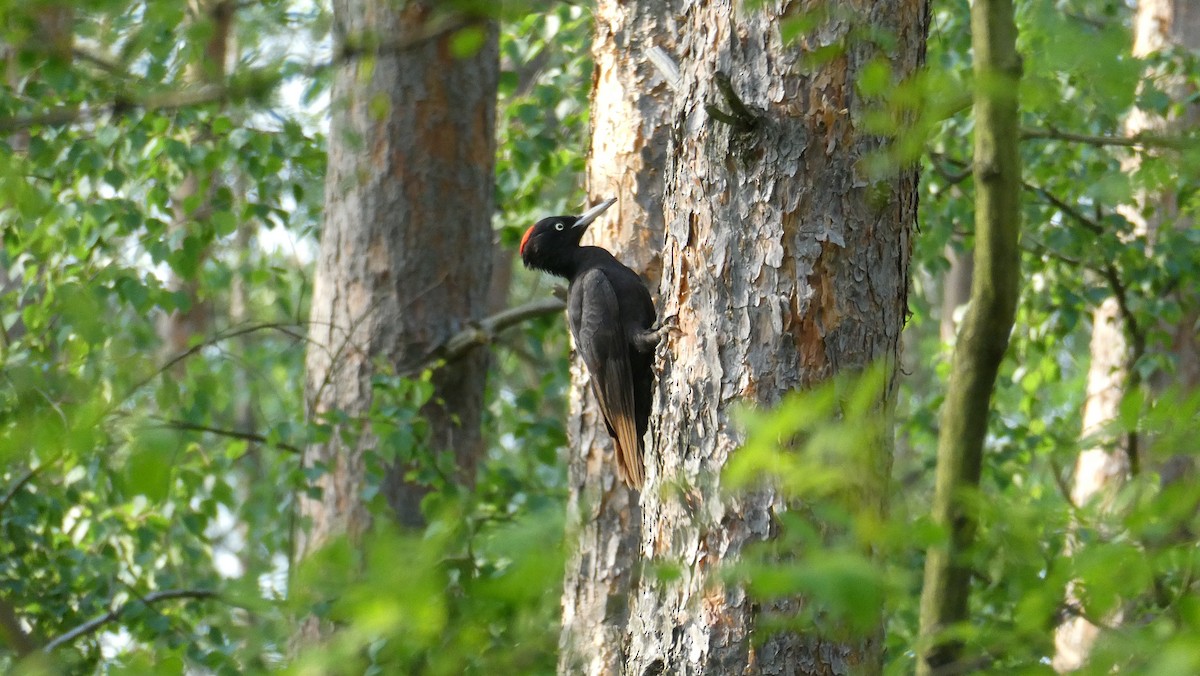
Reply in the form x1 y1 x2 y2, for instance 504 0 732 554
519 197 666 489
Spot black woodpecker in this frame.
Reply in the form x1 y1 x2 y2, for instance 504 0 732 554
519 197 669 489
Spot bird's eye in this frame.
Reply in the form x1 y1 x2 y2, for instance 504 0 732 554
554 222 565 231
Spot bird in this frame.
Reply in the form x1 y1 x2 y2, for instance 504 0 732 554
519 197 671 489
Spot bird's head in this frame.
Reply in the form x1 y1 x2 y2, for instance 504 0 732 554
520 197 617 274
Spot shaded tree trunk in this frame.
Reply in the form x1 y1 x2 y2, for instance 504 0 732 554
295 0 497 639
1054 0 1200 669
558 2 674 673
159 0 235 356
583 2 925 673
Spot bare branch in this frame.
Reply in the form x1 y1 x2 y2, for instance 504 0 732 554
428 297 565 366
122 321 305 403
707 71 761 133
153 418 302 455
42 589 218 653
1021 126 1194 150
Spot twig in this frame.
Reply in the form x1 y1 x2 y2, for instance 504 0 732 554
0 458 60 519
1021 126 1193 150
42 589 218 653
1024 183 1147 474
152 418 303 455
123 322 305 403
0 20 474 135
928 152 973 185
0 78 276 134
1048 457 1079 510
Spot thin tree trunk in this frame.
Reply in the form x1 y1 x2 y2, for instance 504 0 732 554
608 2 924 673
558 3 674 674
295 0 497 641
916 0 1022 671
1053 0 1200 669
160 0 235 356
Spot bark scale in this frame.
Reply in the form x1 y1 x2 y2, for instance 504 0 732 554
916 0 1022 672
295 0 497 640
558 2 675 674
590 2 925 673
1054 0 1200 669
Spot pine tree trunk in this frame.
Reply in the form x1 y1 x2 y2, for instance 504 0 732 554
558 3 674 673
573 2 926 673
1054 0 1200 669
295 0 497 640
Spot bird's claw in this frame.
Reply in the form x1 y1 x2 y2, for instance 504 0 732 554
653 314 682 337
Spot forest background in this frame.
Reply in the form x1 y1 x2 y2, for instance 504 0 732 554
1 0 1198 674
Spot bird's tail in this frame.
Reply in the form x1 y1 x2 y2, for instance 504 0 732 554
613 434 645 489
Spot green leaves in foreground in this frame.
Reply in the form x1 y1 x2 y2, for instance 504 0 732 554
723 367 903 639
288 498 565 676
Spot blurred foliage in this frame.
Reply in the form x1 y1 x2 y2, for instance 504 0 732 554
1 0 1198 674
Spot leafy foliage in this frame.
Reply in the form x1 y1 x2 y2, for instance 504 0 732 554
2 0 1198 673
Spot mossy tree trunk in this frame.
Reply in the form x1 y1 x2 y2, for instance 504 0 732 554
916 0 1022 672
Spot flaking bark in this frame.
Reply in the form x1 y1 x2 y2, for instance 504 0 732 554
558 2 675 673
600 2 924 674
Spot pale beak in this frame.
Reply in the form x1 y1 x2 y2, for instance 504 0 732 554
572 197 618 231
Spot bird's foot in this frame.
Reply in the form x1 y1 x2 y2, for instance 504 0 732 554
634 315 681 352
653 314 681 337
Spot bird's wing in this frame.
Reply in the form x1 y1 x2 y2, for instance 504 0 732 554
573 269 646 489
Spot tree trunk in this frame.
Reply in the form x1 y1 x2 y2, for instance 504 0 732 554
160 0 235 357
596 2 924 673
295 0 497 639
1054 0 1200 669
558 3 674 674
916 0 1022 672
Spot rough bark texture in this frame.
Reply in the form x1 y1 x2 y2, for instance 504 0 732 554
916 0 1022 672
1054 0 1200 669
577 2 925 674
295 0 497 638
558 3 674 673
